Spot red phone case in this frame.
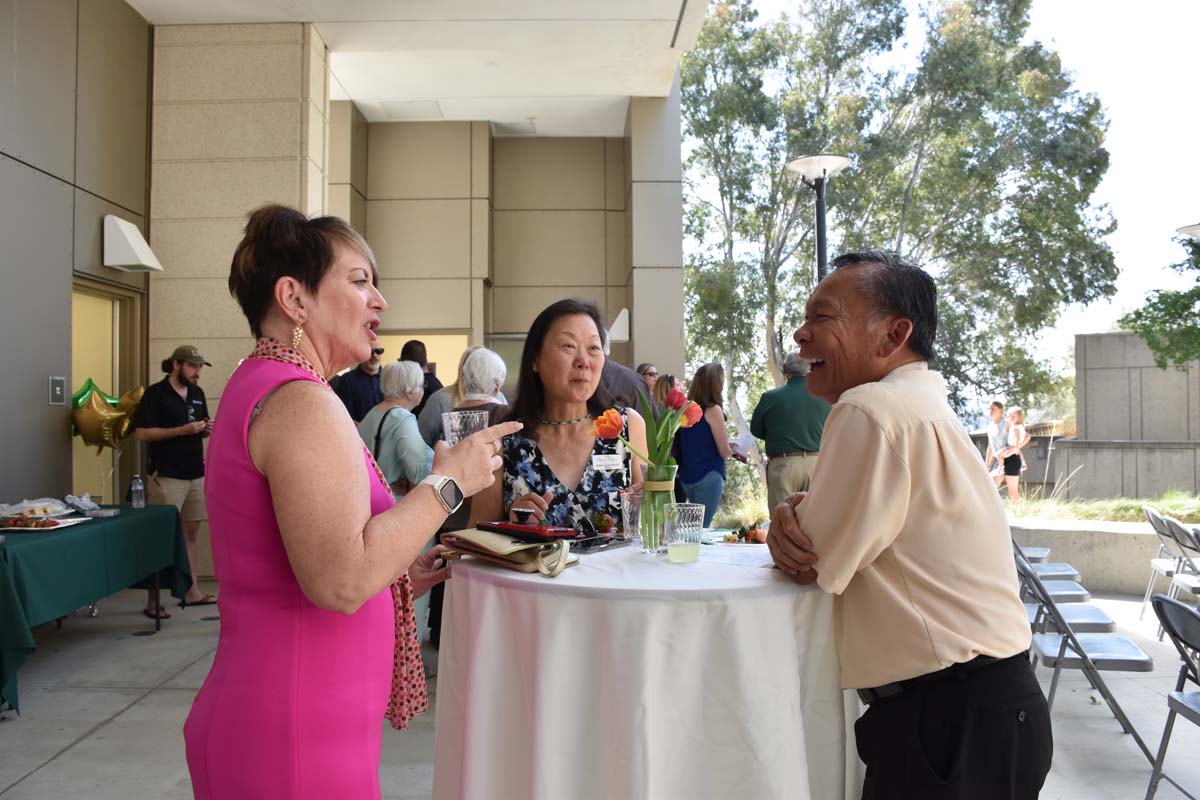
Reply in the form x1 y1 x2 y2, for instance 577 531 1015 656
476 520 577 540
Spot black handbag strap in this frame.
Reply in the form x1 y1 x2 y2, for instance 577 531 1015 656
373 407 401 465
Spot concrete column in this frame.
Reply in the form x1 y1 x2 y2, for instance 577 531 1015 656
149 22 328 577
471 121 492 345
628 69 685 376
328 100 368 232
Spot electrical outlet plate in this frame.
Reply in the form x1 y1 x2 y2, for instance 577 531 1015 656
49 376 67 406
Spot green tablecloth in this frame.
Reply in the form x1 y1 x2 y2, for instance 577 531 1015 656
0 505 190 712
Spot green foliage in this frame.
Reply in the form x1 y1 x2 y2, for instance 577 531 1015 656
1010 490 1200 524
1119 237 1200 369
682 0 1117 415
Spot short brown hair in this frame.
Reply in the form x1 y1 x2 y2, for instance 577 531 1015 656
688 362 724 410
228 204 376 337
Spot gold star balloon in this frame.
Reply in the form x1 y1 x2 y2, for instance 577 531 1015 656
72 390 126 451
115 385 144 439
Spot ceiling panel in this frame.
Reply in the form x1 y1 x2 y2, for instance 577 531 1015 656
129 0 683 25
316 20 676 51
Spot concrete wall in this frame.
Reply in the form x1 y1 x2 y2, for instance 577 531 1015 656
1012 519 1159 595
1054 439 1200 499
363 121 489 343
1076 332 1200 442
0 0 150 500
149 22 327 575
491 136 631 365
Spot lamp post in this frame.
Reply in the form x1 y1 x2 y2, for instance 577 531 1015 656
1178 223 1200 241
785 154 851 282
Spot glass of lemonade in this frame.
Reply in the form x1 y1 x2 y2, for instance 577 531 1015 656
665 503 704 563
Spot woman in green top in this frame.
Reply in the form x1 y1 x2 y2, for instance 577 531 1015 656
357 360 434 499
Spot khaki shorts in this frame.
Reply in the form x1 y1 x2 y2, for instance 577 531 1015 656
149 475 207 522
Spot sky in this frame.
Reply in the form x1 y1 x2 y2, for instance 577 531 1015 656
745 0 1200 375
1025 0 1200 365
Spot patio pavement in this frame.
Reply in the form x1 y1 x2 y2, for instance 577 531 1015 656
1 580 1197 799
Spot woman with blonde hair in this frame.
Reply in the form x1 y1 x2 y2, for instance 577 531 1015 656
183 204 520 798
999 406 1032 501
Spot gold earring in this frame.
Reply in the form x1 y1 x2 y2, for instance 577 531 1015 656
291 321 304 350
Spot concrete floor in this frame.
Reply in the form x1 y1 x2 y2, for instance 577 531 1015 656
1 581 1197 799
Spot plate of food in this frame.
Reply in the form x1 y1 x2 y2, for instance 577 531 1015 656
0 516 92 529
0 498 74 519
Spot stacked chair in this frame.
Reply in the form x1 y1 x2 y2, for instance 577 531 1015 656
1144 594 1200 800
1015 548 1157 763
1161 516 1200 606
1141 507 1185 620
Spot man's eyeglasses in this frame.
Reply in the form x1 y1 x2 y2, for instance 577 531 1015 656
371 348 385 356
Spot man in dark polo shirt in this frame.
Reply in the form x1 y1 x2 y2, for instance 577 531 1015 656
401 339 443 418
333 345 384 422
134 345 215 618
750 349 830 510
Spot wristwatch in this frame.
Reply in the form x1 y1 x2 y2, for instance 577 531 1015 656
419 474 464 515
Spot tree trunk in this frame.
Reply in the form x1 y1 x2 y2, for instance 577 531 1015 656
764 292 785 387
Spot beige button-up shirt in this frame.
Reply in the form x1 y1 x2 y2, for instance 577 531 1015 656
795 362 1030 689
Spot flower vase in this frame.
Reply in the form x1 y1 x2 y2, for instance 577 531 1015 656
640 463 678 554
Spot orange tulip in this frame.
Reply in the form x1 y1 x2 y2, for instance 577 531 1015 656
680 401 703 428
591 408 625 439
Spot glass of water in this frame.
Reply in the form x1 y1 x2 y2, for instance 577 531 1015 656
664 503 704 563
620 490 643 544
442 409 491 446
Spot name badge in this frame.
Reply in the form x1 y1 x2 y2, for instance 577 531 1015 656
591 453 624 472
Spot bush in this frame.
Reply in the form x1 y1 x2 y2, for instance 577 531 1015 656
712 462 769 529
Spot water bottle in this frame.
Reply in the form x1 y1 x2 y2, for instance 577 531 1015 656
131 475 146 509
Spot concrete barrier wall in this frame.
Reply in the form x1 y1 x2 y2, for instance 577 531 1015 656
1011 518 1161 595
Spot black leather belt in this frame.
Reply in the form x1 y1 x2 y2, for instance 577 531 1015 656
856 652 1027 705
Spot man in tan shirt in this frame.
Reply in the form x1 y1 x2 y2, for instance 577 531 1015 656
768 250 1052 799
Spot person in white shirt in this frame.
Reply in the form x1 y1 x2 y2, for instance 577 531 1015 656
767 249 1051 799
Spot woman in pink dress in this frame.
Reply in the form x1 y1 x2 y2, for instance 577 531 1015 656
184 205 519 798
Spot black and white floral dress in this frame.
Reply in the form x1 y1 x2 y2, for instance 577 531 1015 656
502 410 632 528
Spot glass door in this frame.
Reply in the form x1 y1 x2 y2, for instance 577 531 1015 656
72 289 120 502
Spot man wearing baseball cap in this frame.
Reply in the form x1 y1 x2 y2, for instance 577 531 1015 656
133 345 215 618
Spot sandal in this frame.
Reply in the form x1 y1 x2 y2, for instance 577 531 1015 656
183 593 218 607
143 605 171 620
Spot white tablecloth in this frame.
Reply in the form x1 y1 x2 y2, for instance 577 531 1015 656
433 545 863 799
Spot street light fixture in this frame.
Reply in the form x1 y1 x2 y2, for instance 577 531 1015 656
785 153 852 282
1178 223 1200 241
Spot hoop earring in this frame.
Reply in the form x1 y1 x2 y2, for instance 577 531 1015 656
291 323 304 350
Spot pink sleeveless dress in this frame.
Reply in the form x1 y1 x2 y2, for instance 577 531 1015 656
184 341 426 799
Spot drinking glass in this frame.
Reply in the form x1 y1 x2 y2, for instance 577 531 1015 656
620 490 643 544
665 503 704 563
442 409 491 446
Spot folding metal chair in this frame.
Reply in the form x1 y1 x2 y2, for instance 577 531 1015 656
1145 594 1200 800
1014 540 1087 603
1016 555 1156 762
1162 517 1200 605
1022 546 1050 563
1025 602 1115 634
1031 562 1081 582
1141 507 1184 620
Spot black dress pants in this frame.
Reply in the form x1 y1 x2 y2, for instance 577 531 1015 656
855 655 1053 800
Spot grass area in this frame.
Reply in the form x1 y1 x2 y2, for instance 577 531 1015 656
1008 490 1200 523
